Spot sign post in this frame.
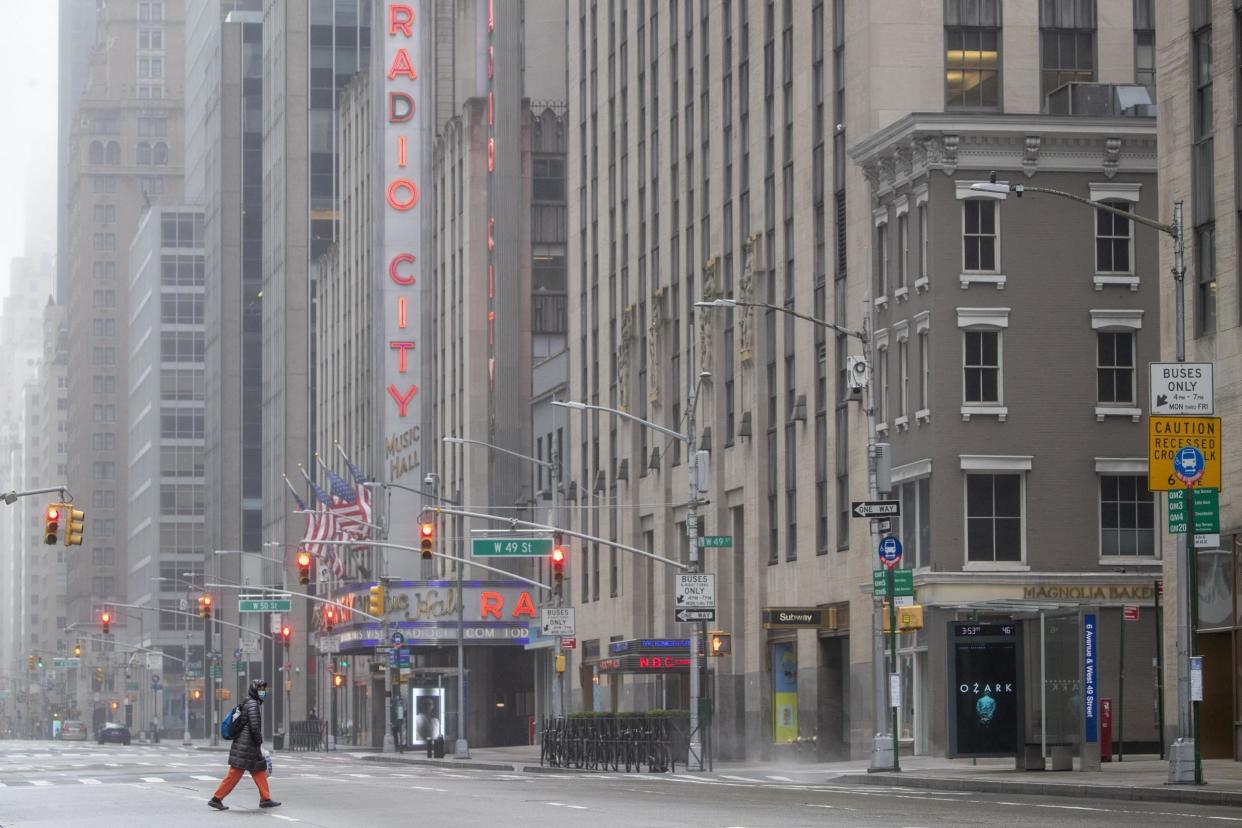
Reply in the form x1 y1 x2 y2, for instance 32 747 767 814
877 536 903 772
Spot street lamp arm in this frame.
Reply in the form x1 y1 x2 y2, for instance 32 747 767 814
363 480 460 505
108 601 274 641
315 539 554 591
0 484 73 505
422 504 689 571
444 436 553 469
552 400 689 444
1021 184 1175 235
69 635 188 664
204 582 385 622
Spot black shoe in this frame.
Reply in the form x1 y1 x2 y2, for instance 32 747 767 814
207 798 228 811
259 799 281 808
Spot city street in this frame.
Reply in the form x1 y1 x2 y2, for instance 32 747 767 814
1 741 1240 827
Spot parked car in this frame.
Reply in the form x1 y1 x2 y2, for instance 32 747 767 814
60 720 88 741
97 722 131 745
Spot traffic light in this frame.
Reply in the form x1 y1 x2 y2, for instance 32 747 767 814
323 606 338 631
28 654 35 670
709 631 732 657
94 667 104 689
368 583 385 617
332 672 345 689
74 644 82 658
550 536 566 595
197 594 213 620
37 656 44 669
44 503 62 545
191 688 202 701
64 506 85 546
419 521 435 560
100 610 112 635
297 549 312 585
110 700 119 711
280 625 292 649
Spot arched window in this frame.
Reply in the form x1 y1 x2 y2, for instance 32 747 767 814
89 141 104 164
105 141 121 165
153 141 168 166
136 142 152 165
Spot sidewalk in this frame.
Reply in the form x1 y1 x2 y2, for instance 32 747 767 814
361 744 1242 807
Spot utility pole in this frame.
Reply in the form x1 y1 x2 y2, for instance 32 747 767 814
686 305 704 773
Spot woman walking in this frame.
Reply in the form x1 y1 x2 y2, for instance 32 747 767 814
208 679 280 811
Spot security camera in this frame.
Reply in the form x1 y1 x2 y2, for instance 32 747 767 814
423 473 435 487
846 356 869 393
835 123 845 134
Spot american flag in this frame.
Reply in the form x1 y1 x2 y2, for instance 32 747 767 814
300 469 345 578
337 446 373 526
325 466 369 540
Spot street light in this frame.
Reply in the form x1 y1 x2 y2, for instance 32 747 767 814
696 291 895 770
973 173 1194 783
445 434 567 721
551 372 709 771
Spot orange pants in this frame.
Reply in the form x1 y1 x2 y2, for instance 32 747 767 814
213 767 270 801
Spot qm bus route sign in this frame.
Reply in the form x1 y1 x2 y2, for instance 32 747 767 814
1148 416 1222 491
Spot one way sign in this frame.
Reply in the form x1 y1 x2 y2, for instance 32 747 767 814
675 608 716 623
851 500 900 518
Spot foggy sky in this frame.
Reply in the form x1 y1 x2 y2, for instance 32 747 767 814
0 1 58 296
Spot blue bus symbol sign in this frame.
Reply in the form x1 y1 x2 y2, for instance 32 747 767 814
1174 445 1206 485
877 536 903 570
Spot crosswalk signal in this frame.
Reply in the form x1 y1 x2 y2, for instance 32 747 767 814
368 583 385 617
191 688 202 701
419 521 435 560
64 506 85 546
44 503 62 545
197 594 213 620
74 644 82 658
709 631 732 657
100 610 112 635
296 549 312 585
332 672 345 689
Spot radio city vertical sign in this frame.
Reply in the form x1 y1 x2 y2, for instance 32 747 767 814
379 1 428 500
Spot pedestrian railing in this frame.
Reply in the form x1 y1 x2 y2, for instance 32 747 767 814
539 712 684 773
288 720 327 751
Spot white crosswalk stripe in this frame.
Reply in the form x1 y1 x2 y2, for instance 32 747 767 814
79 779 102 785
191 775 217 781
29 780 52 786
140 776 166 783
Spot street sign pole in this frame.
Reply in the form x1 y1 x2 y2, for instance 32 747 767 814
1119 607 1126 763
887 566 899 772
1187 483 1202 784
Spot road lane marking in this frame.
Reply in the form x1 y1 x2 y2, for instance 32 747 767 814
346 773 374 778
191 775 216 781
270 815 299 822
29 780 52 786
79 778 102 785
765 775 793 782
141 776 166 783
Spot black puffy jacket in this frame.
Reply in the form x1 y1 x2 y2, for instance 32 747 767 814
227 685 266 772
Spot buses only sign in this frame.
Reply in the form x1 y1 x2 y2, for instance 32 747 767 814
1148 416 1222 491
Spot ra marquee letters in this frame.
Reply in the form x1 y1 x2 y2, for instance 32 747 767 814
386 2 419 417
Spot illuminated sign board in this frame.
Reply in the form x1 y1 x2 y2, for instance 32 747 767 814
378 1 429 542
597 655 692 674
947 621 1024 758
608 638 690 654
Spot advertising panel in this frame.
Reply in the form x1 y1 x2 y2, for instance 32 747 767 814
948 623 1024 758
771 641 798 743
410 686 444 748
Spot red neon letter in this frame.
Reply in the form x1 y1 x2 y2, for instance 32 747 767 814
512 591 536 618
389 3 414 36
387 48 418 81
389 252 416 284
398 136 407 167
387 179 419 210
479 591 503 619
386 384 418 416
389 341 416 373
388 92 414 123
398 297 408 329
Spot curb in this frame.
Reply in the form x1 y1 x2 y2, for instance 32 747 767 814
838 772 1242 808
360 754 516 772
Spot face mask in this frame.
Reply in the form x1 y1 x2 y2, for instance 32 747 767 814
257 690 268 700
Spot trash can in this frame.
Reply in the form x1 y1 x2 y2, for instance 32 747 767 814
273 731 284 751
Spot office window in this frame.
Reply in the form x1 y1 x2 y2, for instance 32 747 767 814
94 204 116 224
92 404 115 423
919 330 930 412
1100 474 1155 557
897 213 909 290
966 473 1023 563
1095 201 1132 273
898 338 909 420
876 221 889 297
877 345 889 424
944 0 1001 109
1097 331 1135 404
963 330 1000 404
1134 0 1155 97
962 199 997 272
92 462 116 481
1040 0 1097 103
898 476 932 569
93 233 115 252
918 202 929 282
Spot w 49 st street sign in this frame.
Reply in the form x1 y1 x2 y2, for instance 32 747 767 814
471 537 552 557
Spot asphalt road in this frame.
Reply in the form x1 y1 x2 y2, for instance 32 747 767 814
1 740 1240 827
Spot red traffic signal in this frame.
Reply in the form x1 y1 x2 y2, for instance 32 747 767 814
297 549 312 585
419 522 435 560
550 542 566 593
280 625 292 647
197 593 214 619
44 504 62 545
323 606 338 629
100 610 112 635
